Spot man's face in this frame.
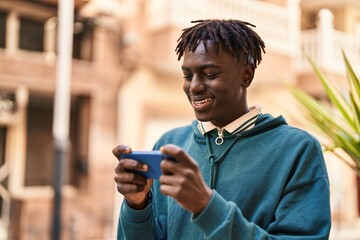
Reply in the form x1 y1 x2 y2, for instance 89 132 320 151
181 41 253 128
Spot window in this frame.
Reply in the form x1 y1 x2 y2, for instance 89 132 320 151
0 92 16 114
72 17 94 60
25 94 90 187
0 11 6 49
0 127 7 218
19 17 44 52
25 95 53 186
0 127 6 173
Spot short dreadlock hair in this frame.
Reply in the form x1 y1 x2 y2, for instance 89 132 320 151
175 19 266 67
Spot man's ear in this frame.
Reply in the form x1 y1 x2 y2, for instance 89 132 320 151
242 64 255 88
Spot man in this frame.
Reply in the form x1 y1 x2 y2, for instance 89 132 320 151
113 19 331 239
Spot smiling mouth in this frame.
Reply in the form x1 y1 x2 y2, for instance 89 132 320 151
192 97 214 110
193 98 212 106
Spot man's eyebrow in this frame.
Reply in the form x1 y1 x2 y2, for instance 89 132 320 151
181 64 221 71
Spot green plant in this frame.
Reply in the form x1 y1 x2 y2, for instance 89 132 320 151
289 51 360 176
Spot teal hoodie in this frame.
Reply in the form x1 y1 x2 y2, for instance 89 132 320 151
118 114 331 239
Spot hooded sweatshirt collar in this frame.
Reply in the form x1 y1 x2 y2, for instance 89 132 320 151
197 105 262 136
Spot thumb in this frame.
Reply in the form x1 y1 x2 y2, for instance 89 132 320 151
160 144 198 169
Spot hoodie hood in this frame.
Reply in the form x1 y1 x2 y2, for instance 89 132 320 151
192 113 288 140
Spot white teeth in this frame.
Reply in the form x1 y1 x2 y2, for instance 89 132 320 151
194 98 212 106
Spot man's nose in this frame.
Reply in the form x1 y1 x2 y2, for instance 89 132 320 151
190 75 205 93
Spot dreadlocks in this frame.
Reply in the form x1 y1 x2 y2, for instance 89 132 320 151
175 19 266 67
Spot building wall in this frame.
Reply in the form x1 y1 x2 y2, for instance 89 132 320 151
0 1 123 239
343 4 360 34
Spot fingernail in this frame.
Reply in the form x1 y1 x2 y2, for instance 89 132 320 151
143 164 148 171
119 145 130 151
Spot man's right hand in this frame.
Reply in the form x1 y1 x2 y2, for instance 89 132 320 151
113 144 153 210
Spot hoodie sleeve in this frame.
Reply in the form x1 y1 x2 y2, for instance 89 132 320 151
117 199 154 240
192 176 330 240
117 190 167 240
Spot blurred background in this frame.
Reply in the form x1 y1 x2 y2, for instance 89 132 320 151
0 0 359 239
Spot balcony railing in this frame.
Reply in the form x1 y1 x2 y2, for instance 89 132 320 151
299 9 360 75
146 0 300 57
147 1 360 77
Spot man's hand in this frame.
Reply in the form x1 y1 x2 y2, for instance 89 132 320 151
113 145 153 210
159 144 213 215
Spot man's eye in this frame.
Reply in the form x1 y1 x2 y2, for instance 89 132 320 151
204 73 217 79
183 75 192 81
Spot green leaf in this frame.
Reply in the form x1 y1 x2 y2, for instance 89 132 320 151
289 86 355 140
342 51 360 133
289 52 360 176
307 57 355 130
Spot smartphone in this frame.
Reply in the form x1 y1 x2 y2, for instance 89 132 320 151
120 151 176 179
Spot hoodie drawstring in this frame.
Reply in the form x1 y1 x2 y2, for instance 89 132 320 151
203 113 261 189
205 134 241 189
